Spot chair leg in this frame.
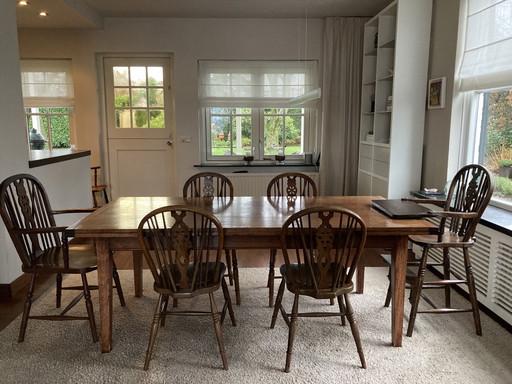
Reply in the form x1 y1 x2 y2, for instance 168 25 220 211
336 295 346 326
221 277 237 326
463 248 482 336
232 250 240 305
284 294 299 373
343 293 366 369
270 279 286 329
225 249 233 286
268 249 277 307
209 292 229 370
56 273 62 308
160 295 169 326
102 189 109 205
81 273 98 343
112 262 126 307
144 294 164 371
92 191 98 208
442 247 452 307
384 267 392 307
407 247 429 337
18 274 37 343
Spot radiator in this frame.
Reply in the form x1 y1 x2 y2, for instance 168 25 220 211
223 172 319 197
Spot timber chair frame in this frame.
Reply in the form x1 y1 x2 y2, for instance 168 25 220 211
137 205 236 371
183 172 240 304
91 166 109 208
0 174 125 343
266 172 318 307
401 164 494 337
270 206 367 373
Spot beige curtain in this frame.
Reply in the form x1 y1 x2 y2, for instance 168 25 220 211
319 17 368 196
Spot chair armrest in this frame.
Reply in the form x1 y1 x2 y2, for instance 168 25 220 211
429 211 478 219
12 226 68 235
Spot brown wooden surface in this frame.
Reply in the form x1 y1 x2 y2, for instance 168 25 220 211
67 195 434 352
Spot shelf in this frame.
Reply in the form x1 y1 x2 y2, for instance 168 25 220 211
379 39 396 49
364 49 377 56
377 74 394 81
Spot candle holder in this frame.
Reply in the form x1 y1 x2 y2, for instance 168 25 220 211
275 155 285 165
243 155 254 166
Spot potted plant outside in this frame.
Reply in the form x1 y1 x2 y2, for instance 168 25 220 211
498 159 512 178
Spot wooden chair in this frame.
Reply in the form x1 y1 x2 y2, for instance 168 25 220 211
397 164 494 337
137 205 236 370
0 174 125 343
91 166 109 208
266 172 318 307
270 206 367 372
183 172 241 304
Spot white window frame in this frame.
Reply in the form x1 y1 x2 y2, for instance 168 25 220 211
198 60 319 165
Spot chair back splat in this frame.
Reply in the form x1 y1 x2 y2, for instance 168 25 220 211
265 172 318 307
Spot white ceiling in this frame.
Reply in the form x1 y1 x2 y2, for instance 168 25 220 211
16 0 393 29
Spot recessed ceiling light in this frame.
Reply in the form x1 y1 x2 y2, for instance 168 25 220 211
39 11 48 16
18 1 29 5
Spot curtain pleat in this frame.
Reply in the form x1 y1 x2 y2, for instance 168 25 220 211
320 18 368 196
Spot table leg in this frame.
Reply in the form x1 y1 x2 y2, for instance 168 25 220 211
390 236 408 347
133 250 144 297
96 238 113 353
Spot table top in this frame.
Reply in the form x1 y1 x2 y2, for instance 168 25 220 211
67 196 434 239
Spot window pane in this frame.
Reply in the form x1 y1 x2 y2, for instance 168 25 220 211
114 88 130 107
113 67 129 86
149 110 165 128
148 67 163 86
264 110 284 155
211 115 232 156
116 109 131 128
479 89 512 204
285 115 303 155
149 88 164 107
210 108 252 156
130 66 147 86
132 109 148 128
50 114 70 148
131 88 148 107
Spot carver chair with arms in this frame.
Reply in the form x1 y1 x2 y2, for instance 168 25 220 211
270 206 367 373
0 174 125 343
183 172 240 304
398 164 494 337
137 205 236 370
266 172 318 307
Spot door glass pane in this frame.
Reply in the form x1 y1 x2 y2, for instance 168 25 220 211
116 109 131 128
148 67 163 86
130 67 147 86
131 88 148 107
150 110 165 128
149 88 164 107
114 88 130 107
132 109 148 128
113 67 129 86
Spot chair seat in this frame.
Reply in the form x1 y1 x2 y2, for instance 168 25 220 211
22 244 98 274
280 263 354 299
409 233 474 248
92 185 107 192
155 262 226 298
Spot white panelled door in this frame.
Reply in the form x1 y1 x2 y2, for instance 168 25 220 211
103 56 177 199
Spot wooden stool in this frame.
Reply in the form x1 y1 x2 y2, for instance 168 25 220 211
91 166 109 207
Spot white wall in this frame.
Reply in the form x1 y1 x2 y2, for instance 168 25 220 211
17 17 324 191
422 0 462 190
0 1 92 285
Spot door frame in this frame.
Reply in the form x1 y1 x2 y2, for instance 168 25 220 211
96 52 178 198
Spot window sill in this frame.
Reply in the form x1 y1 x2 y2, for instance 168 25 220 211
194 163 319 173
28 149 91 168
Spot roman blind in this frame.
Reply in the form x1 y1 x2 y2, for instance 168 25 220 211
459 0 512 91
20 59 74 106
198 60 318 107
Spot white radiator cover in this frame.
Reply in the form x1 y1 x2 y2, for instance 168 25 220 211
223 172 319 197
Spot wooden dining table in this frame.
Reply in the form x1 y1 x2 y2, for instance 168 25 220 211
66 195 434 353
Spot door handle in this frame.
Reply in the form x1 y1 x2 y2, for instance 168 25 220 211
167 139 173 147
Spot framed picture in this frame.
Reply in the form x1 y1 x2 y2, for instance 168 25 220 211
427 77 446 109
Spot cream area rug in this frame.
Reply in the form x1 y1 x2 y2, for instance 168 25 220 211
0 267 511 384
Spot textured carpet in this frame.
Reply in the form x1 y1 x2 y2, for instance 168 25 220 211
1 267 511 384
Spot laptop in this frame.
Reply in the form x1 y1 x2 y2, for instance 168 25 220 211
371 199 434 219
